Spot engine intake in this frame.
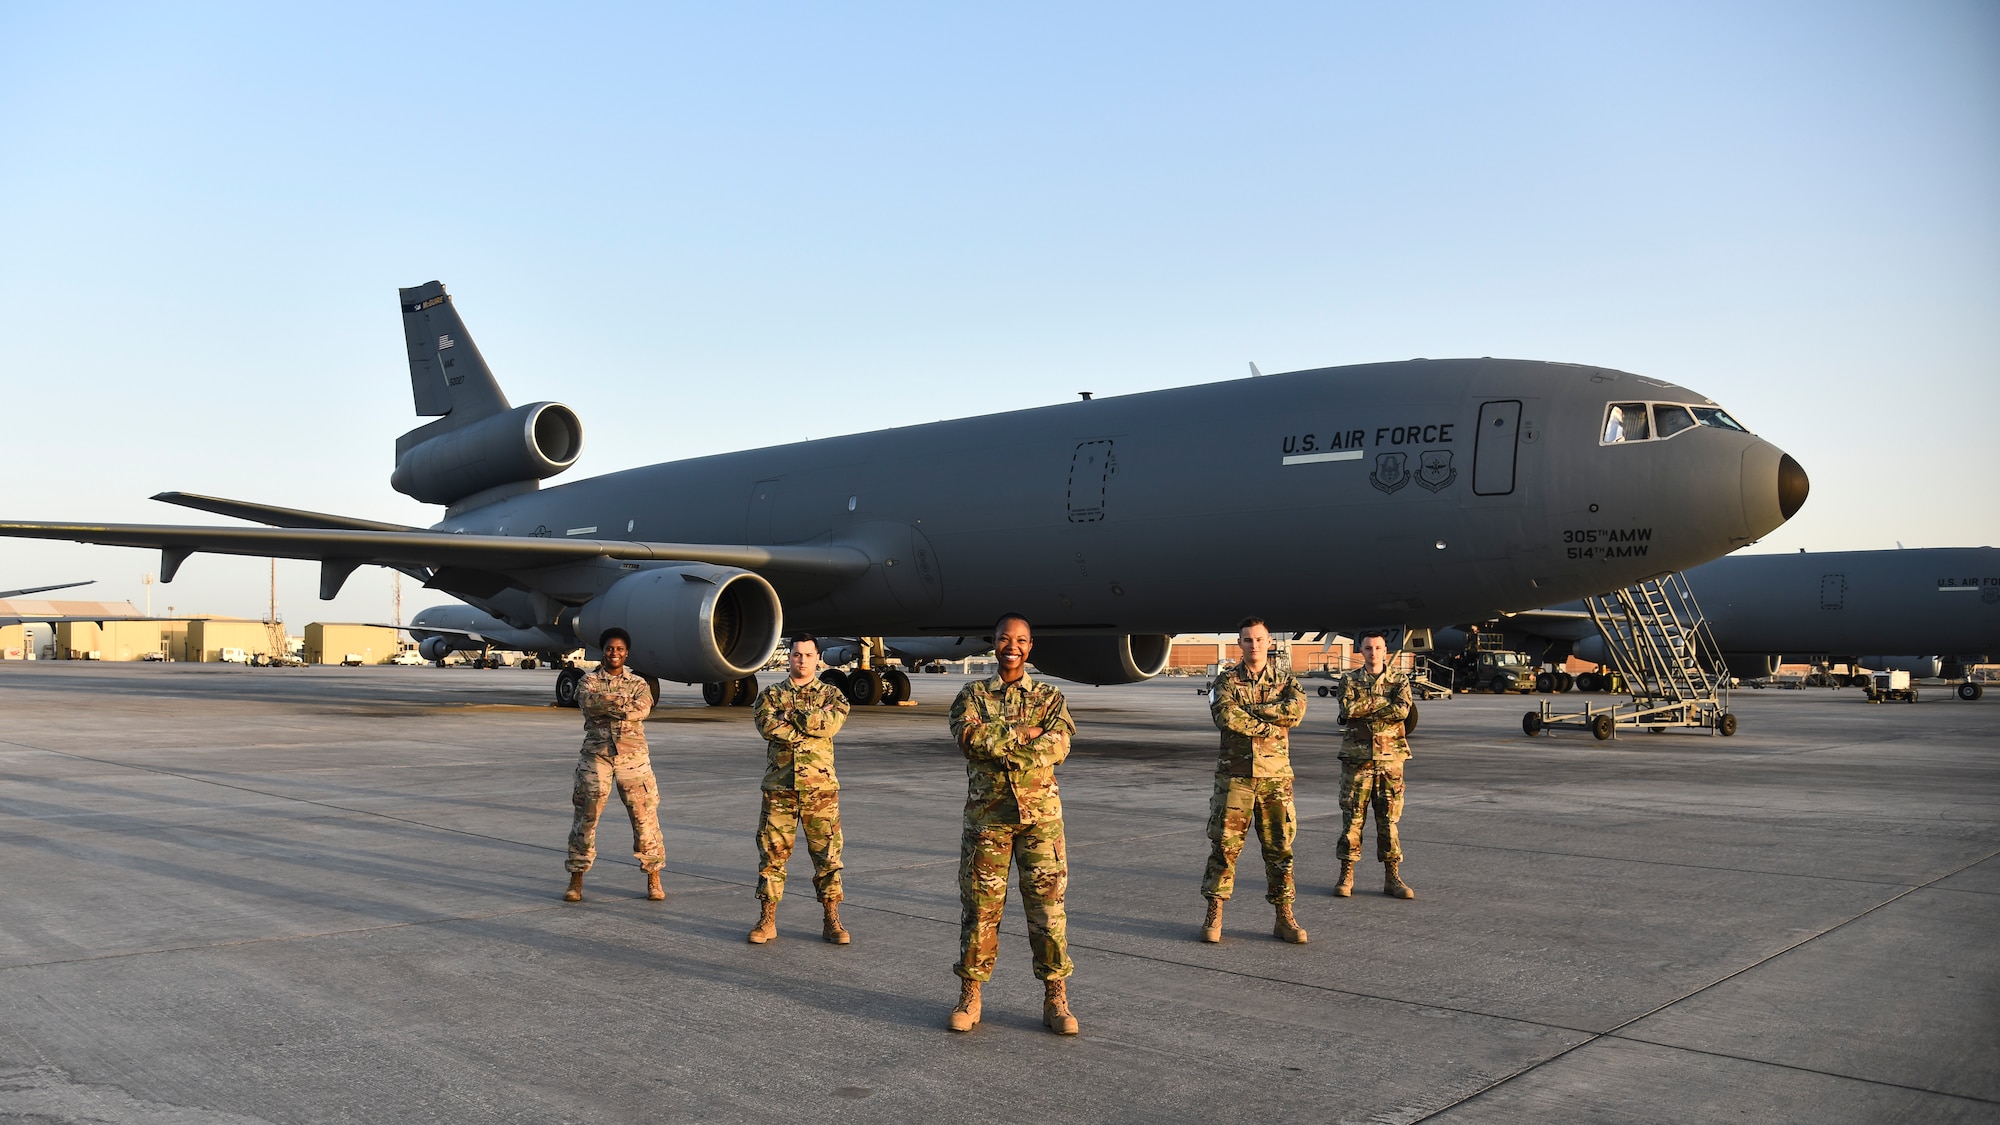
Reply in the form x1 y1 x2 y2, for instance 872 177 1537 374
578 565 783 683
391 401 583 506
1027 634 1172 686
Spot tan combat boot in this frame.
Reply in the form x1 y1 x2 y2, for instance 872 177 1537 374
1200 898 1224 943
947 979 982 1032
562 871 584 903
1384 860 1416 899
1043 979 1079 1036
1333 858 1354 897
822 900 850 945
645 871 664 901
1273 902 1309 944
747 901 778 944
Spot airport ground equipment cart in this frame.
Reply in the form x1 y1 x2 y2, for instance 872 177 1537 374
1864 669 1918 704
1523 572 1737 740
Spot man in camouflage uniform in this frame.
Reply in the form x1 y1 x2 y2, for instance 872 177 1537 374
563 627 665 903
1337 630 1416 899
945 613 1079 1036
1202 617 1310 944
747 634 853 945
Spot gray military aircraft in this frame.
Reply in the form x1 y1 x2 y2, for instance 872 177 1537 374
1452 546 1998 700
0 280 1809 705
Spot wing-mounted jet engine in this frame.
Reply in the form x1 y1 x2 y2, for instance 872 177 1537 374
390 282 583 512
574 564 783 686
1026 634 1174 686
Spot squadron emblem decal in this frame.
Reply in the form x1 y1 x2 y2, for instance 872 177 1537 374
1370 452 1410 494
1415 449 1457 493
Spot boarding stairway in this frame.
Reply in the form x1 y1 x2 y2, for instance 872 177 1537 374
1530 572 1738 739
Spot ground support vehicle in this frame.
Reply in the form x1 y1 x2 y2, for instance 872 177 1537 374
1524 572 1737 741
1864 670 1918 704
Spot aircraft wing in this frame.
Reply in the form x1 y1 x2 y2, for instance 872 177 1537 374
0 580 95 599
150 491 422 532
0 598 145 627
0 521 872 598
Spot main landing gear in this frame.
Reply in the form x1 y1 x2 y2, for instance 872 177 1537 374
817 665 913 707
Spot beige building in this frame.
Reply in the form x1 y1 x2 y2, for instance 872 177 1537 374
305 623 401 665
185 619 278 663
55 620 177 661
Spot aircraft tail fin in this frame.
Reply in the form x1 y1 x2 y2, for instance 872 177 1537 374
398 281 511 422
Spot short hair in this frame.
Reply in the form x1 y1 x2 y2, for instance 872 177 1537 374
789 633 820 655
1236 616 1267 633
598 627 632 649
1358 630 1389 645
993 612 1032 638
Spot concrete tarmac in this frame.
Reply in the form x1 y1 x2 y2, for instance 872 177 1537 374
1 663 1995 1123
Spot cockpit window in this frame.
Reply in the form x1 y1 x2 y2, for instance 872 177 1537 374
1603 403 1649 443
1690 406 1748 432
1653 404 1697 438
1604 401 1755 444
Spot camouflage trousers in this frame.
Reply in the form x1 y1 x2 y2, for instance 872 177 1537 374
755 789 844 903
955 820 1072 983
567 752 665 874
1338 759 1406 863
1201 775 1297 904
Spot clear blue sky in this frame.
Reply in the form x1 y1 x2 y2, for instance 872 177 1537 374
2 1 1995 625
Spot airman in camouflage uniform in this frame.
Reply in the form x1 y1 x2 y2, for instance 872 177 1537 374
562 628 665 903
1337 631 1416 899
747 634 853 945
1202 617 1310 944
945 614 1080 1036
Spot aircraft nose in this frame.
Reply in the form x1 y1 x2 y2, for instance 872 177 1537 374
1778 452 1810 519
1739 440 1808 537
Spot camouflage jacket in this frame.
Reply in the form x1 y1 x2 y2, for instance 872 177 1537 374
949 673 1075 827
752 676 851 791
1209 660 1308 778
578 667 653 757
1339 666 1412 762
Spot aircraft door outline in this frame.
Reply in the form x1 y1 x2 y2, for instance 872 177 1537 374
1067 440 1115 523
1820 574 1845 610
746 477 780 545
1473 400 1522 496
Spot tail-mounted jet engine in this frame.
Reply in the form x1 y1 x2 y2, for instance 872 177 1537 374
390 401 583 507
577 564 783 684
1027 634 1173 686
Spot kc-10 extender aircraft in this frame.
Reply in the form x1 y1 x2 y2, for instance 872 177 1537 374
1445 546 1998 699
0 281 1809 704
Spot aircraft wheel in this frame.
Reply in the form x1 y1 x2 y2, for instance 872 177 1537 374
643 676 662 709
1493 674 1516 695
1403 703 1419 736
882 669 911 705
1317 685 1331 697
1535 672 1554 693
1522 712 1542 736
1574 672 1596 692
846 668 885 707
1591 713 1615 741
1960 682 1984 701
520 657 538 670
819 668 851 694
555 668 584 708
702 680 738 707
1649 726 1665 734
732 675 758 706
1718 712 1738 737
1556 673 1574 692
